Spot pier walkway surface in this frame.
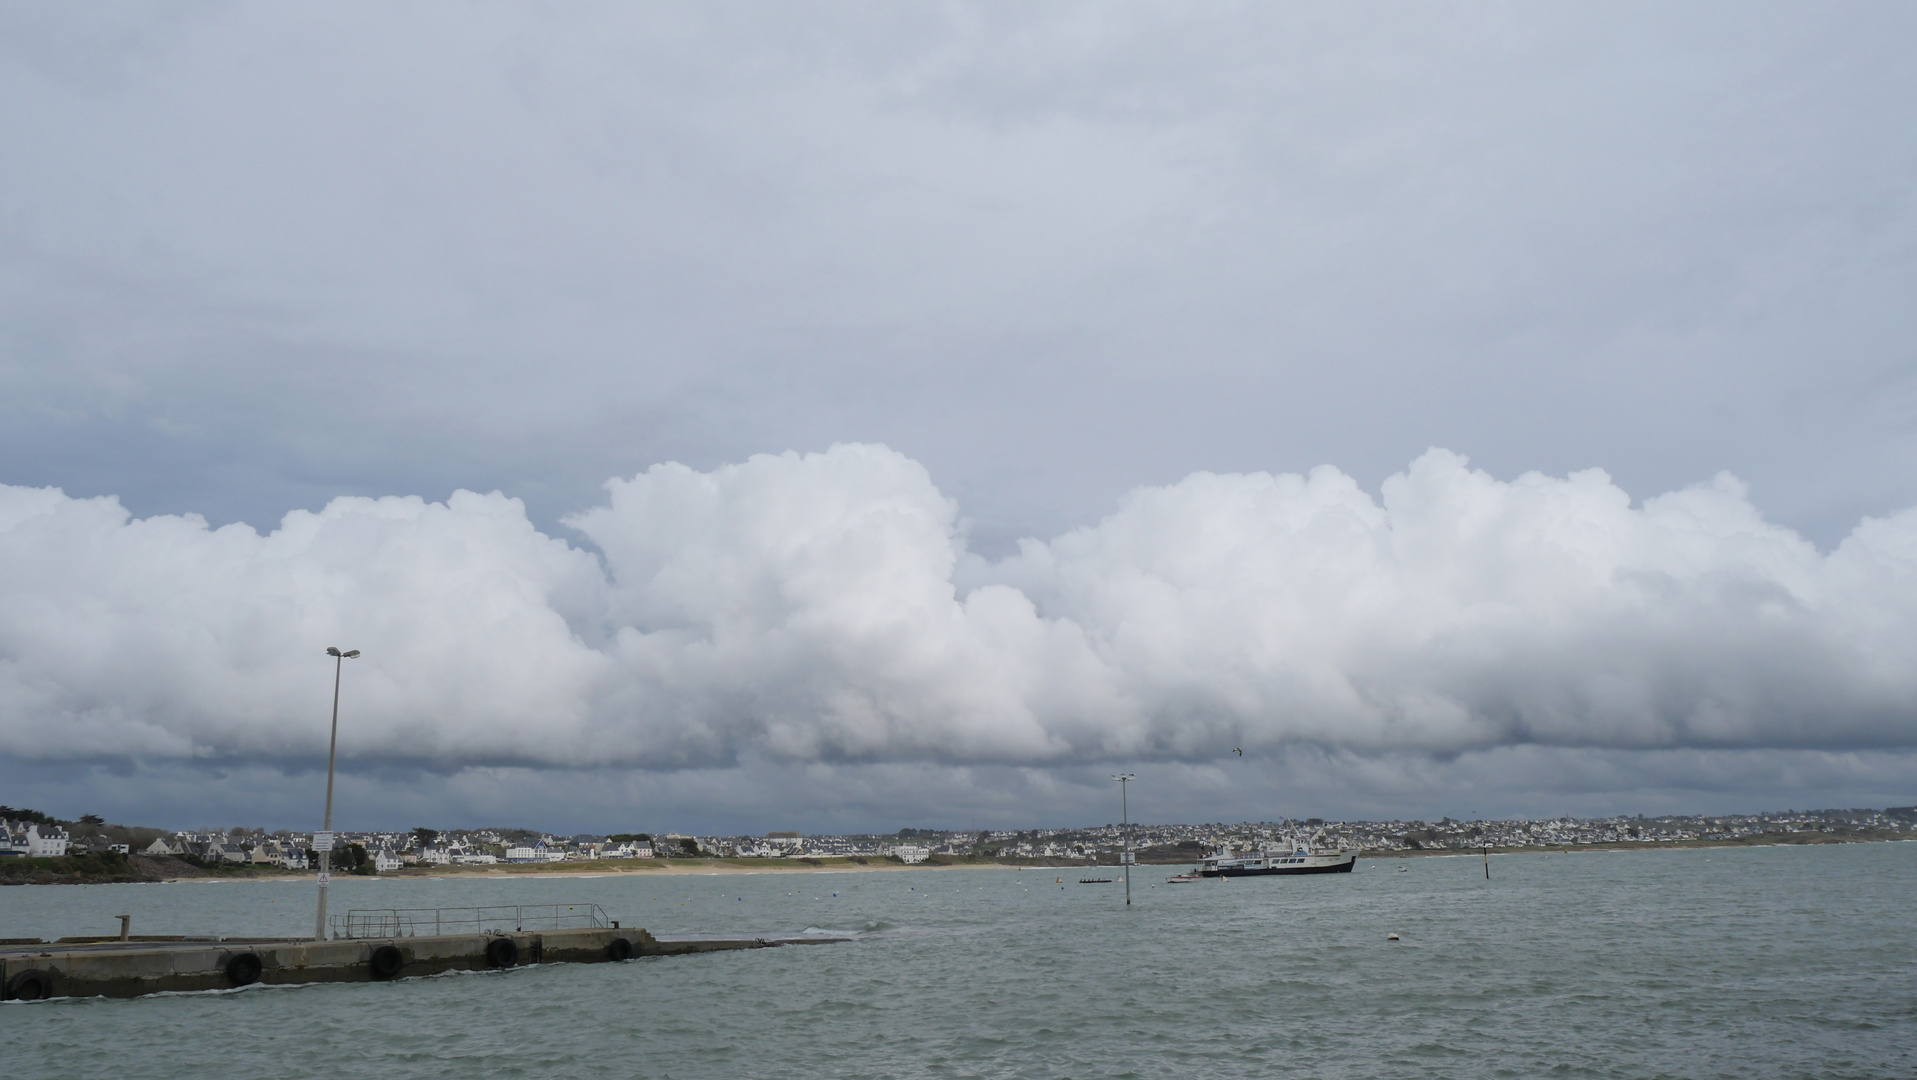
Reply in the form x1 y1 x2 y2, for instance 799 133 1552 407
0 927 852 1001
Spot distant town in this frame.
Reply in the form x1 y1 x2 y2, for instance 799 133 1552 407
4 803 1913 880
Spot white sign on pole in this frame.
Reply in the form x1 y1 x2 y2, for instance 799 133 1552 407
312 831 334 852
316 872 330 886
1120 852 1136 865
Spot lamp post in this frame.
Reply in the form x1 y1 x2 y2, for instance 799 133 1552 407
1111 773 1135 906
314 646 359 941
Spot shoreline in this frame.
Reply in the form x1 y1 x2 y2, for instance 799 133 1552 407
1364 833 1912 858
387 859 1000 880
7 833 1909 886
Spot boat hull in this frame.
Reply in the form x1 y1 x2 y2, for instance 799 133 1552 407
1199 853 1357 877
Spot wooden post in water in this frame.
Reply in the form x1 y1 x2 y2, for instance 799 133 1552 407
1482 845 1490 880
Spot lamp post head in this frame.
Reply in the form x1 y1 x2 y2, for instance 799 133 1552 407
326 647 361 659
1111 773 1134 782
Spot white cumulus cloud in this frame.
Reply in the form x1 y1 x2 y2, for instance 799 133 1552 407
2 444 1915 770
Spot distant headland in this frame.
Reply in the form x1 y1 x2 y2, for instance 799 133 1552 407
4 804 1911 885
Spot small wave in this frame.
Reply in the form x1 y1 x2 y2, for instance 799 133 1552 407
422 966 494 980
145 980 309 999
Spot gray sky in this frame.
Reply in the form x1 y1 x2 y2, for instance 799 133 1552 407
3 4 1916 832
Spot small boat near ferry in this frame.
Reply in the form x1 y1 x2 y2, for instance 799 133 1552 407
1194 837 1357 877
1165 872 1202 883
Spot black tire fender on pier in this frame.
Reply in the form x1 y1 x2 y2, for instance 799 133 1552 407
6 968 51 1001
224 952 263 987
485 936 518 969
606 936 634 961
369 944 405 980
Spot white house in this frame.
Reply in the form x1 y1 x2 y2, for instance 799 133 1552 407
371 847 404 873
24 824 70 857
417 845 451 866
447 843 498 865
142 836 186 856
245 840 309 870
889 844 930 864
200 841 248 864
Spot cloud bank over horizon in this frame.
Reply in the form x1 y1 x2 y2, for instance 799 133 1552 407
6 6 1917 830
5 444 1915 793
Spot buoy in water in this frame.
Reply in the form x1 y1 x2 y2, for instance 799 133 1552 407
1387 933 1401 941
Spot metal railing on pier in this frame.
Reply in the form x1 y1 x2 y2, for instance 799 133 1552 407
329 903 610 939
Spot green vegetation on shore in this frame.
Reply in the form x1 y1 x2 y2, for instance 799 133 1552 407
0 851 314 886
0 851 148 885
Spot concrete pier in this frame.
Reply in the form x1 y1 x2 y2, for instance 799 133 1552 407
0 927 850 1001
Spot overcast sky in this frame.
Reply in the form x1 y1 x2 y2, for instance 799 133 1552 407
3 4 1916 834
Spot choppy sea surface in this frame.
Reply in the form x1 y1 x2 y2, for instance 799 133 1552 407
4 842 1915 1078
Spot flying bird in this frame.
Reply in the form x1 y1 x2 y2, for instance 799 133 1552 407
1233 747 1242 756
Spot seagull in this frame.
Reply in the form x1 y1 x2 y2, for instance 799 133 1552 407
1232 747 1242 756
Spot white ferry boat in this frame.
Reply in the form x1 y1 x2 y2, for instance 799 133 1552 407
1196 838 1356 877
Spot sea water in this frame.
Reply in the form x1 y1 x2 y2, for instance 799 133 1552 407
3 842 1914 1078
